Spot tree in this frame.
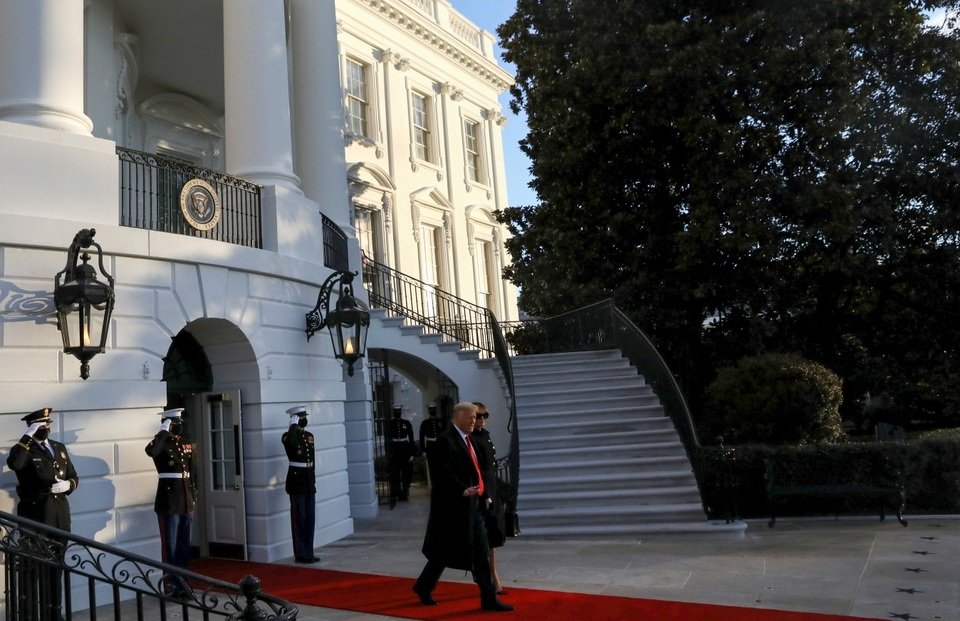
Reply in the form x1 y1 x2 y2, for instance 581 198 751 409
498 0 960 429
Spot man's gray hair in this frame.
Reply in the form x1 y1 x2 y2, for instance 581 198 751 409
452 401 478 416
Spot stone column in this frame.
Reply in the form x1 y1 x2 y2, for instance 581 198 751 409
223 0 301 192
0 0 93 134
290 0 353 233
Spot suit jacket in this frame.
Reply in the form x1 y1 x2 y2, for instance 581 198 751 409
145 430 195 514
421 426 489 570
282 424 316 495
7 434 78 530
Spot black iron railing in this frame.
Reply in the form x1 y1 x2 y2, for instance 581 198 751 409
506 299 699 453
118 147 263 248
322 214 350 272
0 511 297 620
361 252 519 511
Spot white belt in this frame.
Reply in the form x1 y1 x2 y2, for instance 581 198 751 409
289 462 313 468
158 472 190 479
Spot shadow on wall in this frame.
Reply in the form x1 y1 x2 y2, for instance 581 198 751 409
0 279 57 324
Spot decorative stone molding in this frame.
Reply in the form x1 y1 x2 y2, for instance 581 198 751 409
466 221 476 256
485 108 508 127
412 201 421 242
382 194 394 229
440 82 464 101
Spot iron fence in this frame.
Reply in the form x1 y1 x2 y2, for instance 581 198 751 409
117 147 263 248
0 511 297 620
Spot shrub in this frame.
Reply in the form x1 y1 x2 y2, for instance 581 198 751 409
705 353 845 445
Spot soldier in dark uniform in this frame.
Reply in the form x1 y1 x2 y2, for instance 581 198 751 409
145 408 195 596
419 403 446 488
7 407 79 621
282 405 318 563
387 405 415 502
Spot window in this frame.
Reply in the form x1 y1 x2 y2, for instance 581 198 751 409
421 224 442 317
411 92 431 161
345 59 369 137
464 120 482 183
354 206 380 261
475 241 491 309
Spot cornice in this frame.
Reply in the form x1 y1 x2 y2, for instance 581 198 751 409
350 0 514 92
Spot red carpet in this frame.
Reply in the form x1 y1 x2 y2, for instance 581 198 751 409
191 558 880 621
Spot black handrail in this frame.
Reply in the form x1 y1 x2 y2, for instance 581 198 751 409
506 298 699 452
0 511 297 620
117 147 263 248
361 252 519 512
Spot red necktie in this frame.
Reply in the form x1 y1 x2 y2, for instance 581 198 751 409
465 436 485 496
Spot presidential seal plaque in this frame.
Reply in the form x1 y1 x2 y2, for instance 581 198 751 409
179 179 221 231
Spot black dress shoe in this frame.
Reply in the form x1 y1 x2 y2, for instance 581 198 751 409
481 599 514 611
413 585 437 606
294 556 320 564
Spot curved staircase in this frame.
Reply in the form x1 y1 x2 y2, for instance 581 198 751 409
514 350 743 536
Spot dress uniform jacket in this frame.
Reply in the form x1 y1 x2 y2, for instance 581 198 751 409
282 424 316 495
6 435 78 530
419 416 447 454
387 418 415 457
145 430 195 514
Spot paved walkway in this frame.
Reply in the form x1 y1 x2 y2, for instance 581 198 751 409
281 485 957 620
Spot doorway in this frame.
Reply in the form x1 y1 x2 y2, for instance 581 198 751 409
163 325 252 560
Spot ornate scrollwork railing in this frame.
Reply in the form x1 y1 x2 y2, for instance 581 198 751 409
0 511 297 620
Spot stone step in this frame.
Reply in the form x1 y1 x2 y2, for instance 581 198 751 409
518 503 706 527
518 403 666 423
520 423 677 451
519 412 673 434
520 469 698 493
516 397 662 418
517 485 702 511
520 453 692 476
516 384 655 405
513 350 625 366
517 520 746 537
521 439 686 464
512 363 636 382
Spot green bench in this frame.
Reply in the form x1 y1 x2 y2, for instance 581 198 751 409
764 454 908 528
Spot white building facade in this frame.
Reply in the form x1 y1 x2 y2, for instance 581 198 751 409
0 0 518 578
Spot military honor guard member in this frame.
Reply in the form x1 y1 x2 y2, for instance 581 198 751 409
418 403 446 487
145 407 195 595
282 405 319 563
387 404 416 502
7 407 79 529
7 407 79 621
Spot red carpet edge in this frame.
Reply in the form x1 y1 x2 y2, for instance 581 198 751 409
191 558 881 621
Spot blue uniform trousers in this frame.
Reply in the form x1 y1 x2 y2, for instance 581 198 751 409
289 493 316 559
158 512 192 595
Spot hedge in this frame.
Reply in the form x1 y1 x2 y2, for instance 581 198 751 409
695 435 960 520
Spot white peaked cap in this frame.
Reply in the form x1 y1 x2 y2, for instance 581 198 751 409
286 405 308 416
159 408 185 419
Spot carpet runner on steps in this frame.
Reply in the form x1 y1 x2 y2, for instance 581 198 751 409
191 558 879 621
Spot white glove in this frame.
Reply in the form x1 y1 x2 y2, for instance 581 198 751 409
289 415 300 426
25 422 44 437
161 418 172 432
50 480 71 494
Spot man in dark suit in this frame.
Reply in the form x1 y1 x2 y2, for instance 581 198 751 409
413 402 513 612
282 405 318 563
7 406 79 621
145 407 195 596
